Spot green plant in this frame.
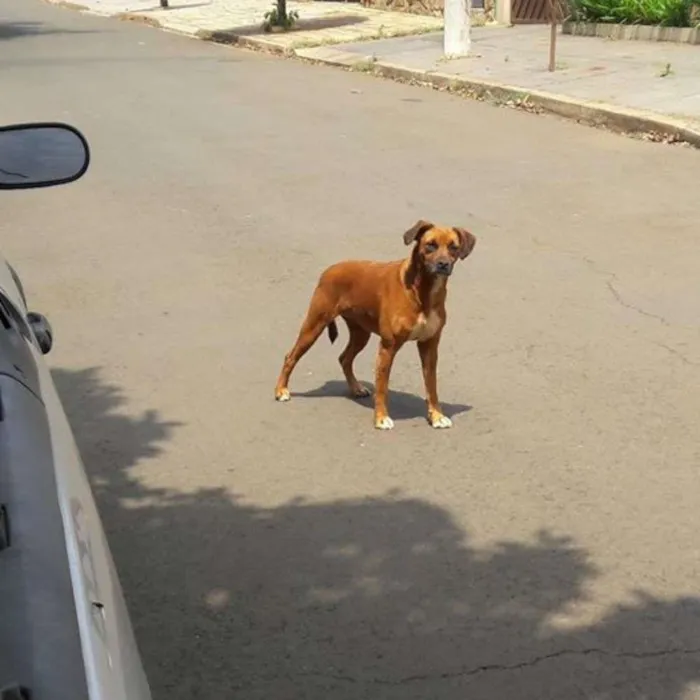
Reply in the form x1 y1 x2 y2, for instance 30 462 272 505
352 56 378 72
262 2 299 32
570 0 700 26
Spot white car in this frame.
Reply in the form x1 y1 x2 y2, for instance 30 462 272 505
0 123 151 700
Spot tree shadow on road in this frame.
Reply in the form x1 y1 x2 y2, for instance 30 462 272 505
0 21 101 41
137 2 212 10
201 13 369 41
51 367 182 501
294 379 473 421
54 368 700 700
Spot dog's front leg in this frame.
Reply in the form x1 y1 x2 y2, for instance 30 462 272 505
418 335 452 429
374 340 400 430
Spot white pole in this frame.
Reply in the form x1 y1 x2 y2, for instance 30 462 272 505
444 0 471 57
495 0 512 25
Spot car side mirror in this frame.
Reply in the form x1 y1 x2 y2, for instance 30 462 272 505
0 122 90 190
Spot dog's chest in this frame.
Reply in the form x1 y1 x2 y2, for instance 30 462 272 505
408 310 441 342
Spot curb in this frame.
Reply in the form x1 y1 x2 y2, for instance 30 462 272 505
114 11 163 27
195 29 293 56
294 48 700 147
48 0 700 147
180 25 700 147
372 63 700 147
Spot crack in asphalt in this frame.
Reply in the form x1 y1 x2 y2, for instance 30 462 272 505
234 646 700 688
494 243 697 366
531 245 672 328
376 646 700 685
604 279 670 327
654 342 699 366
480 252 698 367
577 258 700 367
576 256 700 366
578 256 670 327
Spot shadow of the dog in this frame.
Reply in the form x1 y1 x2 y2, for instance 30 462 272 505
292 380 472 421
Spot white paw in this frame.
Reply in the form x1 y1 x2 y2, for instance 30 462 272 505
430 414 453 429
352 385 372 399
276 388 291 402
375 416 395 431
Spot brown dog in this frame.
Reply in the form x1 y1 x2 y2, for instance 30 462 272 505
274 220 476 430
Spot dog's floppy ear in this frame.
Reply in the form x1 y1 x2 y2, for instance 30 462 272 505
403 219 434 246
453 227 477 260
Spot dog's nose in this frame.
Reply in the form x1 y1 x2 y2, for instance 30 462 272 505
435 260 452 274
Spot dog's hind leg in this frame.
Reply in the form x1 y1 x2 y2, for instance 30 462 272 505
338 319 371 399
275 288 335 402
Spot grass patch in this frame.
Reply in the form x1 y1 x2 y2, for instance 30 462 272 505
569 0 700 26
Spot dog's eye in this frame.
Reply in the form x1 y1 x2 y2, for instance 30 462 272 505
448 243 459 253
425 241 438 252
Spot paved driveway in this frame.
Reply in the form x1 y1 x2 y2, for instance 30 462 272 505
2 2 700 698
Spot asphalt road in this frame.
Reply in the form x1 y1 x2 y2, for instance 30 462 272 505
2 2 700 698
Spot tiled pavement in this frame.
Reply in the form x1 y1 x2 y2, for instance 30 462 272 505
57 0 446 49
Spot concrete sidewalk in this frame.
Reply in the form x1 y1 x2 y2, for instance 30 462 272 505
54 0 445 48
300 26 700 142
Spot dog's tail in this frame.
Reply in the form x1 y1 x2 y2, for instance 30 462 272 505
327 320 338 344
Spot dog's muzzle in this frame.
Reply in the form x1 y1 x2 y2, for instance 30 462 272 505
433 259 453 276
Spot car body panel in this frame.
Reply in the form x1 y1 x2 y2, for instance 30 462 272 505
0 254 152 700
0 374 89 700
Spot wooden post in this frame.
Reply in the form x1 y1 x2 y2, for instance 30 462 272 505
160 0 169 8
